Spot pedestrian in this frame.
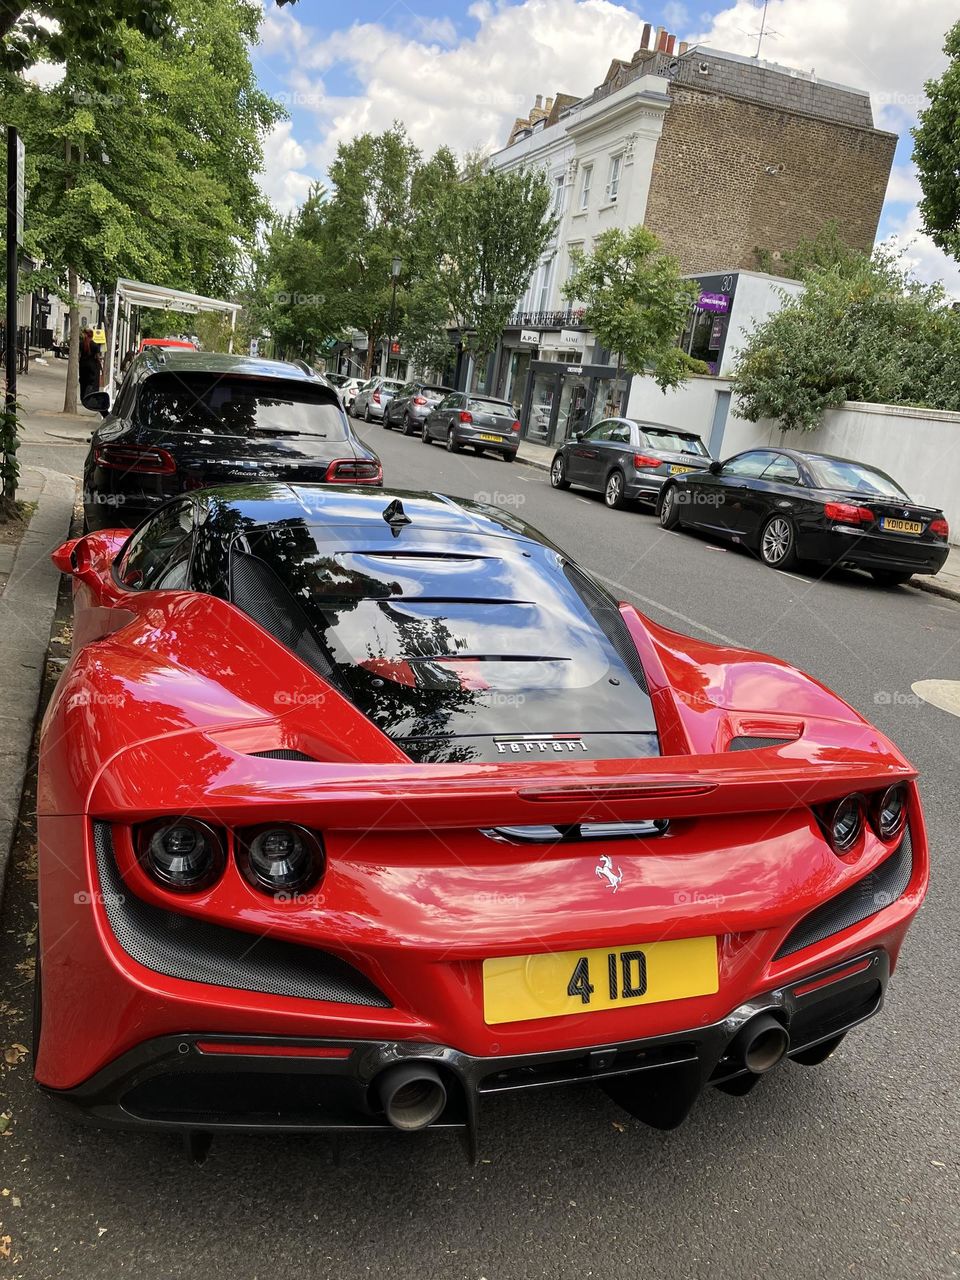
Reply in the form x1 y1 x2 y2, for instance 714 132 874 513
78 328 102 402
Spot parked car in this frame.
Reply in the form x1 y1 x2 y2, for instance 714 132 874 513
138 337 197 353
351 376 405 421
323 371 349 388
658 447 950 585
384 381 454 435
422 391 521 460
81 351 382 531
40 481 927 1151
550 419 713 510
338 376 364 411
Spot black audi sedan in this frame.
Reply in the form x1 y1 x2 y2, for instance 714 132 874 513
658 446 950 585
81 351 382 531
550 418 712 509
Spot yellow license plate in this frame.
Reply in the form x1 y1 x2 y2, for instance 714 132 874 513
482 936 718 1025
880 517 922 535
670 464 695 474
478 433 502 442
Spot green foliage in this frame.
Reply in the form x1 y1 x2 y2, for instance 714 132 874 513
734 250 960 432
913 19 960 262
562 226 704 390
0 0 172 75
754 221 863 280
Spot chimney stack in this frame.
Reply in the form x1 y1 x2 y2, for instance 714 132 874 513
534 93 542 109
666 33 676 54
545 96 554 112
640 21 652 49
656 27 668 52
679 40 689 53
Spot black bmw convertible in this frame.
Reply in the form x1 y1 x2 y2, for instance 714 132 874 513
657 447 950 586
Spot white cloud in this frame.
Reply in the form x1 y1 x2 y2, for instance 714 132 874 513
663 1 688 28
413 16 458 46
884 163 922 206
257 120 314 214
880 205 960 298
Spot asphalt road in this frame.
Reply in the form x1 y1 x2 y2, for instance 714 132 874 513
1 419 958 1279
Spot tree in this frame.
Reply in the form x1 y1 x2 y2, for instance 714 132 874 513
733 250 960 433
562 226 704 391
406 152 556 383
754 220 862 280
1 0 282 412
913 19 960 262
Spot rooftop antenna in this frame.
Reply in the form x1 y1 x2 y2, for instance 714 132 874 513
752 0 778 58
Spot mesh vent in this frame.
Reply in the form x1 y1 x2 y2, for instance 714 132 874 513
231 552 336 683
249 749 316 761
563 562 648 693
775 829 913 959
728 736 795 751
92 824 390 1006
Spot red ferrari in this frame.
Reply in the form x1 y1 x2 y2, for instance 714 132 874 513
35 484 926 1157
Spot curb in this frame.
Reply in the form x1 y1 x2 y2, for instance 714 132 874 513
0 468 77 904
910 575 960 605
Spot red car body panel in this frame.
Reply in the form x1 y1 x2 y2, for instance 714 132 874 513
35 506 929 1132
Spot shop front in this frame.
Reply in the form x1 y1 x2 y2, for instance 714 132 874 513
520 360 629 448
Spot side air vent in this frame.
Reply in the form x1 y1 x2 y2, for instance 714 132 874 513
774 829 913 959
231 551 338 684
563 562 648 693
482 820 668 844
92 824 390 1007
248 749 316 762
728 736 795 751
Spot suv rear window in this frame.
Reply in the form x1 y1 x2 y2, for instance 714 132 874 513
137 373 348 439
637 428 708 456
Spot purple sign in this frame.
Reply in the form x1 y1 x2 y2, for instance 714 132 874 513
698 291 730 314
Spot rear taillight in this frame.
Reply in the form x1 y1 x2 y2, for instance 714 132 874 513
324 459 383 485
823 501 874 525
94 444 176 475
372 391 381 404
511 419 521 433
815 794 865 855
413 396 427 406
930 517 949 539
459 411 473 424
633 454 661 469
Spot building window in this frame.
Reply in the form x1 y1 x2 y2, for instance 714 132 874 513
552 175 565 216
566 243 584 281
607 153 622 202
579 164 592 210
536 258 554 312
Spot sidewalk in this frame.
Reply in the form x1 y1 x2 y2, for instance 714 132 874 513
0 359 80 899
516 436 960 603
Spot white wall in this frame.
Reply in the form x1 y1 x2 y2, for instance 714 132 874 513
720 273 804 376
627 373 960 545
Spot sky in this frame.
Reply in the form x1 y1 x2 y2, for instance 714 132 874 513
250 0 960 291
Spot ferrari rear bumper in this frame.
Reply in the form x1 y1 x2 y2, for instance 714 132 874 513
40 949 888 1159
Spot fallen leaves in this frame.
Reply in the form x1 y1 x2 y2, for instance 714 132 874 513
3 1044 27 1067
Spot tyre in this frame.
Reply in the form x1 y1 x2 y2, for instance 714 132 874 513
759 514 798 569
503 451 516 463
363 403 372 423
550 454 570 490
659 484 680 529
421 422 431 445
446 428 461 454
870 569 914 587
402 413 415 437
604 469 627 510
382 413 392 430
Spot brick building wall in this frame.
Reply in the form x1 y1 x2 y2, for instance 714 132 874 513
643 83 897 273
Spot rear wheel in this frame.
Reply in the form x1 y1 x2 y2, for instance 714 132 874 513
759 515 798 569
421 422 431 445
550 454 570 490
446 428 461 454
604 469 627 509
503 451 516 463
363 403 372 423
871 569 914 587
402 413 415 436
659 485 680 529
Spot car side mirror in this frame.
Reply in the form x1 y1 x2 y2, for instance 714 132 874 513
51 538 80 575
82 390 111 415
708 460 722 475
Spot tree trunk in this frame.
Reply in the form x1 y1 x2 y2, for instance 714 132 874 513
63 267 79 414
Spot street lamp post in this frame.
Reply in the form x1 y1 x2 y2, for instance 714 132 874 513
386 255 401 376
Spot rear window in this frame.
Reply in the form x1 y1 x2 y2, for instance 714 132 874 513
136 373 348 440
468 397 515 414
806 457 908 499
637 428 708 456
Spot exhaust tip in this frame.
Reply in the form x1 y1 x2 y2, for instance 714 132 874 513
732 1013 790 1075
377 1062 447 1132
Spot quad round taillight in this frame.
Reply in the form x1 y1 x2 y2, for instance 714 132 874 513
236 824 324 896
874 784 907 841
823 794 864 854
137 818 225 891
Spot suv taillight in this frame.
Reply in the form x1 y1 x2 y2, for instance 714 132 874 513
94 444 176 475
633 454 661 469
930 517 949 539
511 420 521 433
823 501 874 525
324 459 383 485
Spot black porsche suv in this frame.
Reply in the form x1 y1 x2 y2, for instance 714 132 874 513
82 351 382 531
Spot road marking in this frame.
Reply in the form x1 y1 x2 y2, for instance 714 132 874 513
593 572 741 646
911 679 960 718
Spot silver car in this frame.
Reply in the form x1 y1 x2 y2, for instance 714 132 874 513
422 392 520 460
549 418 713 509
351 376 405 422
384 381 454 435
